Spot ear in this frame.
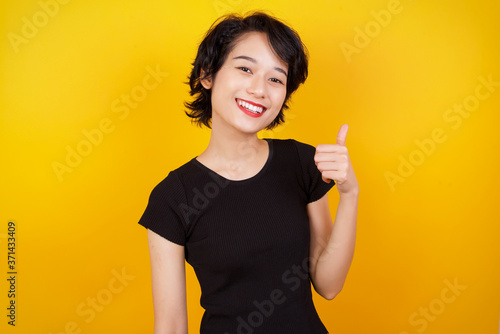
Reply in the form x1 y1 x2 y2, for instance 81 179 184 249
200 68 213 89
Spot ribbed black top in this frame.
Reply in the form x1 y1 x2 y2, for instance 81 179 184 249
138 138 335 334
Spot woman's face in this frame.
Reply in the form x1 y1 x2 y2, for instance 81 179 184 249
201 31 288 136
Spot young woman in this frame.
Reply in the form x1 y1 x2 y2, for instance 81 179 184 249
138 11 359 334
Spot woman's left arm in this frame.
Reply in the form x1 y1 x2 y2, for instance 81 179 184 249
307 124 359 300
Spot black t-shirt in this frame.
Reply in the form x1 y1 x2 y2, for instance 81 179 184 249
138 138 335 334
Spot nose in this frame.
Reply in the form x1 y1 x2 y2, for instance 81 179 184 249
246 74 266 98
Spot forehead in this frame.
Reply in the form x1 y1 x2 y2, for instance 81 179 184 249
228 32 288 70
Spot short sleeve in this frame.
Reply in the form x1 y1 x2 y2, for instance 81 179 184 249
293 140 336 203
137 171 187 246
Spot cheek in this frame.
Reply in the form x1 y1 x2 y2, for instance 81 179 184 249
213 75 240 100
210 79 229 105
272 88 287 107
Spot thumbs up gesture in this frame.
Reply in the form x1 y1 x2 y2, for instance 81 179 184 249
314 124 359 196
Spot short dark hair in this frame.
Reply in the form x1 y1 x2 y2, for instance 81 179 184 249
184 11 309 130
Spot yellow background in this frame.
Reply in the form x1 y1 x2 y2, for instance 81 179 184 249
1 0 499 333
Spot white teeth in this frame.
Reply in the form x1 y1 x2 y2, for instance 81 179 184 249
238 99 264 114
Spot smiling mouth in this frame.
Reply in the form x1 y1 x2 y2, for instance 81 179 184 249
236 98 267 114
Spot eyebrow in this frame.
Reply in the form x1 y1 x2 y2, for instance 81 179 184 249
232 55 288 77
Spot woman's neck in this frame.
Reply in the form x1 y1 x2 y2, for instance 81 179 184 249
196 120 269 180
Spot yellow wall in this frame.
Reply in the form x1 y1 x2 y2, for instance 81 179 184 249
1 0 499 333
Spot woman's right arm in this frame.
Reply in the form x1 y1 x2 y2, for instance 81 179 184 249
147 228 188 334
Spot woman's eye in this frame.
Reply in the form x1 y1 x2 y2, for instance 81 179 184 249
238 67 251 73
236 67 284 85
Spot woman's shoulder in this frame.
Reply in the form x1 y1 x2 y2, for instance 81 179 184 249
150 158 197 190
265 137 315 151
